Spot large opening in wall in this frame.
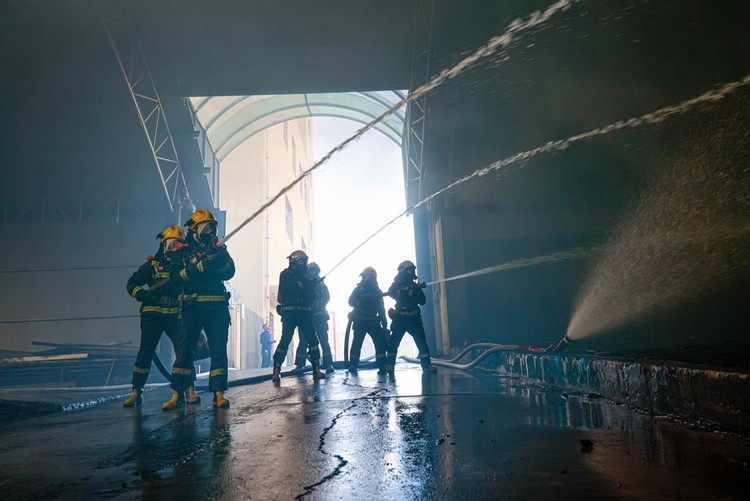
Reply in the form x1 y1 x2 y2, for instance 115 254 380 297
311 117 417 364
190 92 417 368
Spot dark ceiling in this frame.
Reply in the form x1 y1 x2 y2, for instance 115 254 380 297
1 0 749 212
0 0 420 209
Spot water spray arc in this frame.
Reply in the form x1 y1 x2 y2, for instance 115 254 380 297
421 247 599 287
324 73 750 280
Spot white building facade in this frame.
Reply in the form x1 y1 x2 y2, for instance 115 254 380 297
218 118 314 369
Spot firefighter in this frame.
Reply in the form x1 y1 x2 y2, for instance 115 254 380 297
123 225 201 407
386 260 436 373
272 250 325 382
166 209 235 409
347 267 389 374
294 262 334 373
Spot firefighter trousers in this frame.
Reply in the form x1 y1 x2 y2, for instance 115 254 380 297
387 315 432 368
132 315 187 390
295 313 332 368
349 319 388 369
274 310 320 368
175 305 230 392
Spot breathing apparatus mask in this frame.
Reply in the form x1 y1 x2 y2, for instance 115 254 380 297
195 221 218 244
164 238 185 253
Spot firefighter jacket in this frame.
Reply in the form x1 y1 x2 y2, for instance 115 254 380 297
277 267 315 313
388 277 426 317
348 282 386 321
126 252 184 316
173 240 235 309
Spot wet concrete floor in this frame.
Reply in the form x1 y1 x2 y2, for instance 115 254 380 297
1 363 749 499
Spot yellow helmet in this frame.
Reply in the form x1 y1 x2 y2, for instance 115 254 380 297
156 225 185 243
360 266 377 278
185 208 217 231
397 260 416 273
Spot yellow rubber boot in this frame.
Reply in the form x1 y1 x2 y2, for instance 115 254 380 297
162 390 183 411
213 391 230 408
123 389 142 407
186 386 201 404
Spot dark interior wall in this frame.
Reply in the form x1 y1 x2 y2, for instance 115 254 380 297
422 89 750 351
0 213 177 352
415 1 750 352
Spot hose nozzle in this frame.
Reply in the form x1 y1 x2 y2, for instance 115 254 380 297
548 334 573 353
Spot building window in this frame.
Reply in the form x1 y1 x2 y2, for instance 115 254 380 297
285 195 293 240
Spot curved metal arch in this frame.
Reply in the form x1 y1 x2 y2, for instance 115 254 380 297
191 92 405 161
220 111 404 161
215 101 403 160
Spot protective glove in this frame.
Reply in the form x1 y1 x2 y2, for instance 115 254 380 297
205 239 225 255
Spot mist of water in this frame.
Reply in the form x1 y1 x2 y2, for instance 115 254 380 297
567 110 750 340
219 0 578 246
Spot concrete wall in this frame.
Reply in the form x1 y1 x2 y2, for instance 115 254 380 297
0 213 176 352
485 351 750 433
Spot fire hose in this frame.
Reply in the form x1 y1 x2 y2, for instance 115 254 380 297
151 332 211 381
401 342 547 370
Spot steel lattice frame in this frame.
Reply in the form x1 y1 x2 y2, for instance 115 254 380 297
100 1 191 213
403 0 436 207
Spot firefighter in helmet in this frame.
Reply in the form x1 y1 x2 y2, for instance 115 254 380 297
386 260 436 373
166 209 235 409
272 250 325 382
294 262 334 373
347 266 389 374
123 225 201 406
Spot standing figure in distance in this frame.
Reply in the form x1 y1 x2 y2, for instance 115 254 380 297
386 260 436 374
347 267 389 374
272 250 325 382
166 208 235 409
294 262 334 373
259 323 275 368
123 225 200 406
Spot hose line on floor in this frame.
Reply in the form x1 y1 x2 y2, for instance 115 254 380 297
401 343 540 370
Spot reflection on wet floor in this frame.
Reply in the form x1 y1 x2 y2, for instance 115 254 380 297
0 364 748 499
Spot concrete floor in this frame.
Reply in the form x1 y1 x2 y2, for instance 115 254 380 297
1 363 749 499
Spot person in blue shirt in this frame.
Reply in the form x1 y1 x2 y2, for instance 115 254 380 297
260 324 275 368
